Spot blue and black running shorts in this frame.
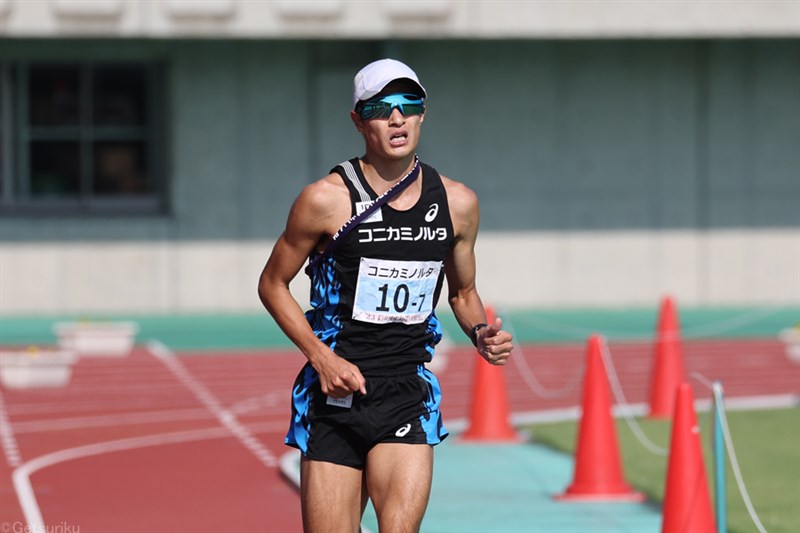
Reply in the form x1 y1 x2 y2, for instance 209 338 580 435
285 363 449 469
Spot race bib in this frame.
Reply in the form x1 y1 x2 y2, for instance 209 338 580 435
326 394 353 409
355 201 383 224
352 258 442 325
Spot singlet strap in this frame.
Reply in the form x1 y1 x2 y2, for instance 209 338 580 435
304 155 421 276
336 159 372 203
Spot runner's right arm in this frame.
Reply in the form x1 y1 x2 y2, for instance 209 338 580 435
258 177 367 397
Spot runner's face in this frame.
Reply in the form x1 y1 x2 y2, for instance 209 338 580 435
351 81 425 161
353 102 424 160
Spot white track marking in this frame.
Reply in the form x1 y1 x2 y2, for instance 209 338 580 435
10 342 283 532
11 417 286 532
10 408 215 433
147 340 277 468
10 392 286 433
0 390 22 467
13 425 237 531
229 392 284 415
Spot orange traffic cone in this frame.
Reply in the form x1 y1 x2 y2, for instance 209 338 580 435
662 383 716 533
649 296 686 418
556 335 644 501
460 307 521 443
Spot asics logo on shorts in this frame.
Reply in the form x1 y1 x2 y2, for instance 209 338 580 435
425 203 439 222
395 423 412 437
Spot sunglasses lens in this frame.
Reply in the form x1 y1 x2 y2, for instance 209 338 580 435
360 103 393 120
359 94 424 120
400 103 425 116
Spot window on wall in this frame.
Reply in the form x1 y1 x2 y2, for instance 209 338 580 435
0 64 10 204
0 62 166 214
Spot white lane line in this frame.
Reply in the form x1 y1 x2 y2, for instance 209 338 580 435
13 425 237 531
229 392 283 415
10 408 215 434
0 390 23 467
147 340 278 468
11 391 287 434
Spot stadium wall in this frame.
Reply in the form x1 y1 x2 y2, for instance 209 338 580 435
1 39 798 313
1 0 797 38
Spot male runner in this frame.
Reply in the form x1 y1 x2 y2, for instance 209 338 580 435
258 58 513 533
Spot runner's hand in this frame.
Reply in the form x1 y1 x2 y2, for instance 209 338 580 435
314 352 367 398
477 317 513 366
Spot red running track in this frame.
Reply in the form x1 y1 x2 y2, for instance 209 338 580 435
1 338 797 532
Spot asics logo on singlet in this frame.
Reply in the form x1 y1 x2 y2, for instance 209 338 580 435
395 423 412 437
425 203 439 223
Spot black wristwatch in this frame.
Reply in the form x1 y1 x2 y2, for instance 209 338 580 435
470 323 488 347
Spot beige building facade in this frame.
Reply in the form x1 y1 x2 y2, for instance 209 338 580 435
1 2 798 314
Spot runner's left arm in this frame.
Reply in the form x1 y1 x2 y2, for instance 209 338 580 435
442 177 512 366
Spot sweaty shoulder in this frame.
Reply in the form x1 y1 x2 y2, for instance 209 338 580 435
290 173 351 236
440 175 479 239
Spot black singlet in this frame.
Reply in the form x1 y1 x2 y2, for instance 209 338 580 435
304 158 455 374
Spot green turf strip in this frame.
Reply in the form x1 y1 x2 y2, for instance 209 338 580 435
529 407 800 533
1 307 798 350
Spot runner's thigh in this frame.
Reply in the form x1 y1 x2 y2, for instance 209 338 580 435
301 457 363 533
365 443 434 531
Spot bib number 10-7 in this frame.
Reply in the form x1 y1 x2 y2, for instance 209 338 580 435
352 257 442 325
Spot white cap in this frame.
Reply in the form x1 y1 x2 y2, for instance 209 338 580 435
352 58 427 106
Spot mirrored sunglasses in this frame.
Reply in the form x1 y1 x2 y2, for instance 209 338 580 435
357 93 425 120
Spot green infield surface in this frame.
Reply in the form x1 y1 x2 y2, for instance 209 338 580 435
1 305 797 349
529 407 800 533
